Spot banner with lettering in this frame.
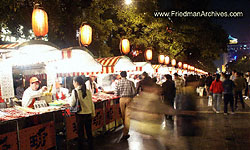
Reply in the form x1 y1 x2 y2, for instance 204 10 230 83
0 131 18 150
66 115 78 140
92 108 104 131
19 121 56 150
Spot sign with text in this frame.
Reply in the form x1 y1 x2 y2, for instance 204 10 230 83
19 121 56 150
66 115 78 140
0 131 18 150
0 62 14 99
92 108 104 131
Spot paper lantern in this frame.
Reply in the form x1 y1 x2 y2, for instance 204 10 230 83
145 49 153 61
164 56 170 65
171 59 176 66
32 7 48 37
183 64 188 69
120 39 130 55
158 55 165 64
178 62 182 68
80 24 92 46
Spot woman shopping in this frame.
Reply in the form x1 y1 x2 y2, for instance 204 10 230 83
67 76 95 150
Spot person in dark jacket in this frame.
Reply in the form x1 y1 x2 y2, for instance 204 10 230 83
234 72 246 110
222 74 235 115
162 74 176 119
205 73 213 96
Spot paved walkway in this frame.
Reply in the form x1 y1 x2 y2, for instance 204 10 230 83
68 95 250 150
94 96 250 150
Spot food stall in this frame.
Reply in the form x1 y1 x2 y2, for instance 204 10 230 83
95 56 136 130
0 40 62 150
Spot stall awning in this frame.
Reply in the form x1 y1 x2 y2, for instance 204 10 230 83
0 43 21 49
96 56 136 74
54 47 102 77
152 65 161 72
134 62 154 73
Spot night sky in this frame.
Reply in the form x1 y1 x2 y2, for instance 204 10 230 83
158 0 250 42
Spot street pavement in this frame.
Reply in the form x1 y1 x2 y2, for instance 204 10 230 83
92 97 250 150
67 95 250 150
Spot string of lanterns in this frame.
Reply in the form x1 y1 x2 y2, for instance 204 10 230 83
32 3 207 74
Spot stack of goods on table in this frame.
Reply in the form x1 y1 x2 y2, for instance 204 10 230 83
0 107 40 121
92 92 120 102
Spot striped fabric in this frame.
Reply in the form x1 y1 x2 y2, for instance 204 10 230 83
96 56 121 74
136 66 142 72
152 65 161 72
56 72 100 77
61 48 72 59
0 43 21 49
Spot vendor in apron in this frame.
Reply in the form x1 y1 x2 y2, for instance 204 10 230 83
22 77 47 108
55 81 69 100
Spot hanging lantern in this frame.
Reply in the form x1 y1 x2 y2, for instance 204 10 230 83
32 6 48 37
183 64 188 69
164 56 170 65
171 59 176 67
120 39 130 55
158 55 165 64
145 49 153 61
188 65 191 70
178 62 182 68
80 24 92 46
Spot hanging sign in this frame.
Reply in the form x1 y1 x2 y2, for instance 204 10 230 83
0 62 14 99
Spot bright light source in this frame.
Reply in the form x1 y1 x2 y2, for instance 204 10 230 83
125 0 132 5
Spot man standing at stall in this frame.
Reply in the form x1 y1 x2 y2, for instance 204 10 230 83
22 77 47 108
115 71 136 140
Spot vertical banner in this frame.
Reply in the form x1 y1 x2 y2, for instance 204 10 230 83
19 121 56 150
105 104 116 124
92 108 104 131
0 131 18 150
0 62 14 99
65 115 78 140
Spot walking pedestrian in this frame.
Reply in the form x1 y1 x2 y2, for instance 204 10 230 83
234 72 246 110
210 74 224 113
222 74 235 115
162 74 176 120
115 71 136 140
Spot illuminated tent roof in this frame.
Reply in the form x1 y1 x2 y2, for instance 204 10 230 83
96 56 136 74
54 47 102 77
4 40 61 66
134 62 154 73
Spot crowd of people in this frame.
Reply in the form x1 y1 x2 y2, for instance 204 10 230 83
15 70 249 149
203 71 250 115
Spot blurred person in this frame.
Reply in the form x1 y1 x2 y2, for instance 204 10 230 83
204 73 213 96
55 81 69 100
15 81 24 99
67 76 95 150
247 71 250 98
222 74 235 115
86 75 98 95
128 77 175 136
234 72 246 110
22 77 47 108
220 72 226 82
210 74 224 113
173 73 185 109
243 73 248 97
114 71 136 140
162 74 176 120
230 70 237 81
136 72 152 95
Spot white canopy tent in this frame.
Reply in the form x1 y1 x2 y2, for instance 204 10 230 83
134 62 154 74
